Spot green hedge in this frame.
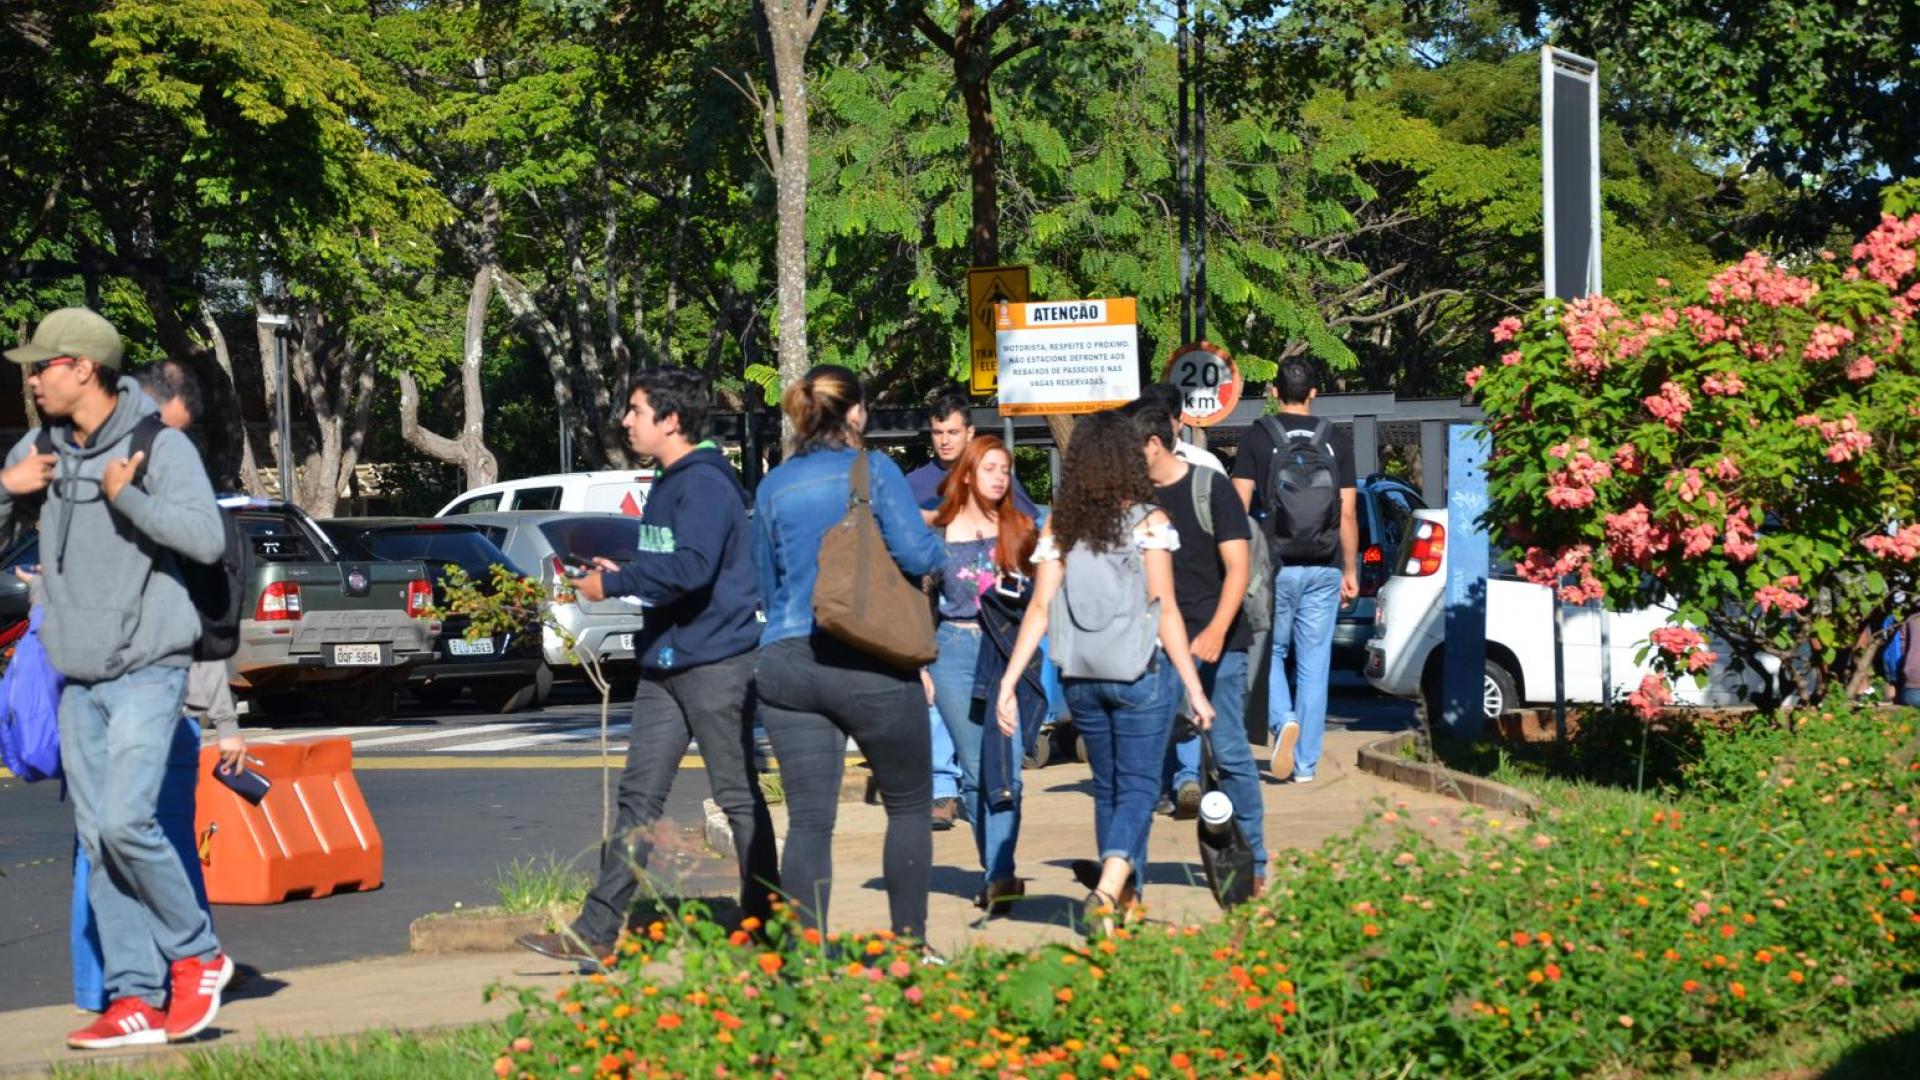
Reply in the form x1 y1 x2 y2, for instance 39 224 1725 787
493 707 1920 1079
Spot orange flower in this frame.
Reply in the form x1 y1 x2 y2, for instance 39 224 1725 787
1682 980 1700 993
656 1014 683 1031
1753 950 1773 965
758 953 784 977
741 916 762 932
1099 1053 1121 1071
598 1053 621 1074
803 927 823 946
1527 970 1544 985
1511 931 1532 947
728 930 750 947
1543 964 1562 982
1056 988 1075 1003
611 1003 633 1020
1789 970 1805 985
1362 923 1380 938
1171 1053 1192 1069
1719 924 1737 939
1729 981 1747 1000
713 1009 743 1031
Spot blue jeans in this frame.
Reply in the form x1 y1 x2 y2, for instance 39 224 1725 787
929 622 1022 886
1064 654 1180 886
72 717 211 1012
1270 565 1344 779
1901 688 1920 708
1192 651 1265 867
930 706 962 800
59 666 218 1008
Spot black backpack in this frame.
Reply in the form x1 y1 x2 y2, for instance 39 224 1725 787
33 417 245 661
1258 415 1342 563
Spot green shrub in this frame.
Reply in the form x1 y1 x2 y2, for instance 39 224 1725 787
494 707 1920 1079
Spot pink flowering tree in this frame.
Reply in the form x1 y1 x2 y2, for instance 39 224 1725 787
1473 214 1920 708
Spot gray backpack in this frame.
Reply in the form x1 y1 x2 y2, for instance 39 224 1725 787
1190 466 1273 634
1049 505 1159 682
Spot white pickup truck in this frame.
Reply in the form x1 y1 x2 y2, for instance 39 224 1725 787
1364 508 1774 723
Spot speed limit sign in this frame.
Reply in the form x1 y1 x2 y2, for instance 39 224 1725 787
1162 341 1242 427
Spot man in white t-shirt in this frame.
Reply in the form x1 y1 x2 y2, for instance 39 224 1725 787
1140 382 1226 479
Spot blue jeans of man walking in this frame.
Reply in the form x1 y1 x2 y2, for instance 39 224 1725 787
930 706 962 801
1269 564 1345 780
59 665 220 1008
1064 654 1180 887
1185 651 1266 867
929 622 1022 888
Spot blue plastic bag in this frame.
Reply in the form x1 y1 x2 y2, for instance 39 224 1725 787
0 608 65 782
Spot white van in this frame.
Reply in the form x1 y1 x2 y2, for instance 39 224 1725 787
436 471 656 518
1365 508 1777 722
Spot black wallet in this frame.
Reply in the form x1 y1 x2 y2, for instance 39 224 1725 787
214 758 272 805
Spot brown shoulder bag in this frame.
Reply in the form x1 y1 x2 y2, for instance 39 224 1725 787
812 451 939 669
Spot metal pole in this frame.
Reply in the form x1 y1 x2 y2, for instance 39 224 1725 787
1552 592 1568 743
1193 5 1207 344
274 331 292 502
1176 0 1191 346
1598 599 1613 704
559 414 573 472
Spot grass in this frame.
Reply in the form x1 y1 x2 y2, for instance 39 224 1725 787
493 855 591 915
48 1027 507 1079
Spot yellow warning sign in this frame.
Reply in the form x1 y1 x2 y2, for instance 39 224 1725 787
967 265 1029 396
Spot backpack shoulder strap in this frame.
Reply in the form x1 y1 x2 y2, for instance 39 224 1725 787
1308 415 1334 448
129 414 167 490
1190 463 1216 538
31 427 53 456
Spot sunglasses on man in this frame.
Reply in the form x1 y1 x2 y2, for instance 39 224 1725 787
29 357 76 376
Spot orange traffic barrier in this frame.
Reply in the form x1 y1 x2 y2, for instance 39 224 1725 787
193 738 384 905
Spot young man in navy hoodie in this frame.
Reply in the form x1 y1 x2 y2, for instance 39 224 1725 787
517 368 777 962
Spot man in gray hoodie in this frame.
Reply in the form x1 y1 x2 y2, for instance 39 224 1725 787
0 308 233 1049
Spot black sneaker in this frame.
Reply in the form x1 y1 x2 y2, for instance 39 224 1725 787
930 797 961 832
515 931 613 966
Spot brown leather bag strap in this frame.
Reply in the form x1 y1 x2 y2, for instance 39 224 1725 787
847 450 873 509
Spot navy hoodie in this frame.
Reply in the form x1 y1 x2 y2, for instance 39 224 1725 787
602 446 761 672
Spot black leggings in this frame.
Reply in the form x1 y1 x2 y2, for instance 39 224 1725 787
755 635 932 939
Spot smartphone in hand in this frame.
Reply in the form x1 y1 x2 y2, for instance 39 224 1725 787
214 756 272 805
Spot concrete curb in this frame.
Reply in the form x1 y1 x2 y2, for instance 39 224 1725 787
408 907 555 953
1355 730 1540 817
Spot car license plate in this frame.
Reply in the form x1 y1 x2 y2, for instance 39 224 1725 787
618 633 635 653
332 644 383 666
447 637 495 657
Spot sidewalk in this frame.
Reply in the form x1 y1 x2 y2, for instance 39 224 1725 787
0 727 1461 1076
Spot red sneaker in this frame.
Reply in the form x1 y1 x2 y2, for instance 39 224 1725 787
163 952 234 1042
68 997 167 1049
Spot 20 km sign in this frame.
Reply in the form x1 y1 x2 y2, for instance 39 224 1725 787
1162 341 1241 427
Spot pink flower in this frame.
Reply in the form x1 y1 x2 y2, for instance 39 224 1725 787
888 959 913 979
1604 504 1672 565
1755 575 1808 615
1545 451 1611 510
1707 251 1819 309
1560 295 1626 376
1723 507 1758 562
1680 522 1719 558
1648 626 1707 656
1492 316 1524 343
903 986 925 1004
1612 443 1642 475
1863 524 1920 562
1816 413 1872 463
1642 382 1693 430
1517 545 1601 606
1684 305 1744 345
1712 457 1741 483
1501 350 1523 366
1465 365 1486 389
1846 356 1877 381
1801 322 1855 362
1700 371 1746 396
1668 467 1706 503
1851 213 1920 290
1626 673 1673 720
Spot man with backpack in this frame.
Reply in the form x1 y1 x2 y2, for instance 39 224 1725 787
0 308 234 1047
1231 357 1359 785
1129 402 1267 878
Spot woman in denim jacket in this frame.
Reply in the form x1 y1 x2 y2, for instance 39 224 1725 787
751 365 946 941
993 410 1213 933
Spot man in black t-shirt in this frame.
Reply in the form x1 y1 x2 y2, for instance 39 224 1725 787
1230 358 1358 785
1129 402 1267 876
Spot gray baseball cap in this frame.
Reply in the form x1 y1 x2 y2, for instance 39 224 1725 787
5 307 125 369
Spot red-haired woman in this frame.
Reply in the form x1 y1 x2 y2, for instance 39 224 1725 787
923 435 1039 913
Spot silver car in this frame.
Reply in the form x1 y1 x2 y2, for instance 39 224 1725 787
450 511 648 685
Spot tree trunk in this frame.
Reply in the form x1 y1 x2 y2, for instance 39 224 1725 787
201 311 266 497
398 264 500 489
961 69 1000 268
759 0 828 393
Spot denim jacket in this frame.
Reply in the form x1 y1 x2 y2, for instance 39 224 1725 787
752 446 946 647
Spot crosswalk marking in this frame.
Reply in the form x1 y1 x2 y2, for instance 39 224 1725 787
246 726 401 744
450 725 618 753
348 723 530 749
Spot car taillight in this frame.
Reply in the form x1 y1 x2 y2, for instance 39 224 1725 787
1359 544 1386 598
256 581 302 621
405 579 433 618
1403 521 1446 576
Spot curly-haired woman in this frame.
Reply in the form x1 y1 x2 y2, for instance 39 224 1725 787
993 410 1213 930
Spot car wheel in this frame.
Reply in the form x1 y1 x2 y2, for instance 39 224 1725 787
1482 660 1519 721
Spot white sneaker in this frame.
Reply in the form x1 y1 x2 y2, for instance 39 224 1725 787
1271 721 1299 779
1290 773 1316 785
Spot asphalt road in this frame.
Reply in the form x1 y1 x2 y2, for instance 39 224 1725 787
0 701 729 1013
